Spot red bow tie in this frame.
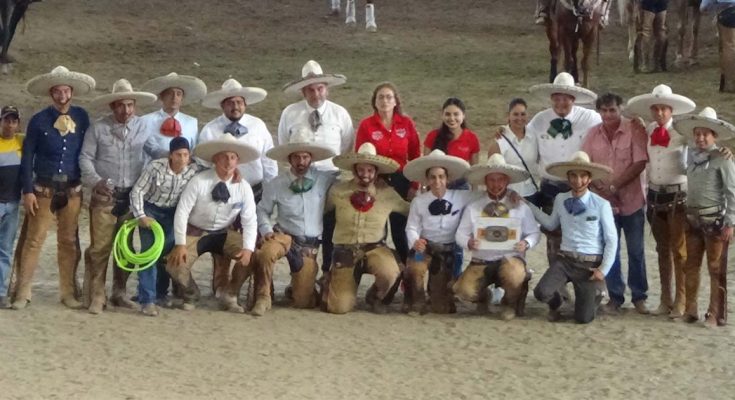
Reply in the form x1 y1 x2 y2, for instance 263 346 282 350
650 126 670 147
350 191 375 212
160 117 182 138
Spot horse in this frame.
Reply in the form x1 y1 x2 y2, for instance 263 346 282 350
545 0 610 87
0 0 41 65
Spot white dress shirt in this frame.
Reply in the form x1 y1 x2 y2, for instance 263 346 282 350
526 106 601 181
141 109 199 161
198 114 277 185
497 125 539 196
173 169 257 251
405 189 479 249
646 119 688 186
278 100 354 171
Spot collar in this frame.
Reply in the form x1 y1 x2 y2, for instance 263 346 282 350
429 189 449 201
166 160 194 176
158 108 181 119
570 190 591 203
552 105 578 121
370 111 405 128
648 118 673 133
287 167 315 182
306 100 328 115
485 191 508 202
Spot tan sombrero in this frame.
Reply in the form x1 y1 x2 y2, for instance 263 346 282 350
194 133 260 164
546 151 612 181
466 154 529 185
141 72 207 105
282 60 347 94
528 72 597 105
333 143 399 174
626 84 695 117
89 79 157 109
202 78 267 109
266 124 336 163
673 107 735 142
26 65 96 97
403 149 470 182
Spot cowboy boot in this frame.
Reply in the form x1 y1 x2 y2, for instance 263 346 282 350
365 3 377 32
345 0 356 25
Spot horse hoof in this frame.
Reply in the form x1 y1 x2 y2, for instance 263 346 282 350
1 64 12 75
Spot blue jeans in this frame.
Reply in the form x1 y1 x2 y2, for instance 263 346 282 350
605 208 648 305
137 203 176 305
0 201 20 295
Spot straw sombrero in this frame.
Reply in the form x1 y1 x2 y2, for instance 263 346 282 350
193 133 260 164
89 79 157 109
466 154 529 185
202 78 267 109
282 60 347 94
528 72 597 104
26 65 96 97
333 143 399 174
403 150 470 182
673 107 735 142
546 151 612 181
626 84 695 117
141 72 207 105
266 124 336 163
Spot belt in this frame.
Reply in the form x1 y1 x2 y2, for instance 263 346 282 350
273 225 320 247
687 205 723 216
559 250 602 263
426 241 455 253
35 177 82 190
186 223 228 237
649 182 687 194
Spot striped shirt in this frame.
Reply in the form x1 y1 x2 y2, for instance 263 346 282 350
130 158 199 218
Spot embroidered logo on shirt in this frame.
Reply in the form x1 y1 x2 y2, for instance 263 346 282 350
371 131 383 141
395 128 406 138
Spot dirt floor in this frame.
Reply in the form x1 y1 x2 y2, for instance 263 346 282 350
1 0 735 399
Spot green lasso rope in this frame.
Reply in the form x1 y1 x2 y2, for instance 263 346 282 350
113 219 165 272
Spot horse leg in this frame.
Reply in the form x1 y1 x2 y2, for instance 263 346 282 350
547 19 560 82
580 23 597 88
626 0 638 63
653 10 668 72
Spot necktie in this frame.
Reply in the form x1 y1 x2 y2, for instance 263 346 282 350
211 181 231 203
289 177 315 193
428 199 453 216
224 121 248 137
547 118 573 139
483 201 509 217
350 190 375 212
160 117 182 137
650 126 670 147
308 110 321 132
564 197 587 216
54 115 76 136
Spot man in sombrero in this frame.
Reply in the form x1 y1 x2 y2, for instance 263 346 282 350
322 143 409 314
673 107 735 327
402 149 473 314
79 79 157 314
453 154 540 321
9 66 95 310
529 151 617 324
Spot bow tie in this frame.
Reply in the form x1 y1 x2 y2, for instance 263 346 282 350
160 117 182 137
564 197 587 216
211 181 231 203
428 199 453 216
289 177 315 193
482 201 509 217
350 190 375 212
53 115 76 136
547 118 573 139
224 121 248 137
650 126 670 147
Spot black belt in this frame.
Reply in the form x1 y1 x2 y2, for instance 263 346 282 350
559 250 602 263
35 177 81 190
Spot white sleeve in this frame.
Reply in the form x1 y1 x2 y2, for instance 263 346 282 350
405 199 422 250
79 123 102 188
173 176 200 245
340 108 355 154
455 204 475 250
519 204 541 249
277 108 289 146
239 183 258 251
261 127 278 181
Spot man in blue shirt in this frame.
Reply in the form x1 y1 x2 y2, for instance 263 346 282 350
527 151 618 323
9 66 95 310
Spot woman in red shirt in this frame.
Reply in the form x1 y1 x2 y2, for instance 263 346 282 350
354 82 421 262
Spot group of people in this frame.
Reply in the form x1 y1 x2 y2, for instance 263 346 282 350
0 59 732 328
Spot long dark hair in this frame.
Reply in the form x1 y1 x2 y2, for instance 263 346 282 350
432 97 467 152
370 82 402 115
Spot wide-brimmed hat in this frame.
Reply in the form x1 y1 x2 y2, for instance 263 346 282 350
403 150 470 182
193 133 260 164
282 60 347 94
466 154 530 185
90 79 157 109
546 151 612 181
141 72 207 105
673 107 735 142
266 124 336 163
626 84 695 117
26 65 96 97
528 72 597 104
333 143 399 174
202 78 267 109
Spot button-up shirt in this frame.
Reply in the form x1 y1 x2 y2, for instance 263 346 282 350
528 190 618 275
326 180 410 245
646 119 688 186
173 169 257 251
256 167 338 237
497 125 539 196
582 117 648 216
198 114 277 185
20 105 90 193
527 106 601 181
354 112 421 170
0 133 23 202
130 158 200 218
405 189 479 248
687 145 735 226
79 114 149 189
455 193 540 263
278 100 354 171
141 109 199 161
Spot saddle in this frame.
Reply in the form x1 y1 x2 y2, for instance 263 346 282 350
560 0 605 18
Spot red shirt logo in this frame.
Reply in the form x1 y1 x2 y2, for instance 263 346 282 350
396 128 406 138
371 131 383 141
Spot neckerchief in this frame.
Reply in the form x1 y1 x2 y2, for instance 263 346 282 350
650 125 671 147
211 181 230 203
54 114 76 136
160 116 182 137
289 177 315 193
224 120 248 137
548 117 573 139
564 196 586 215
350 190 375 212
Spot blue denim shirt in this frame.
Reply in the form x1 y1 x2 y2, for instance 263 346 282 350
20 105 90 193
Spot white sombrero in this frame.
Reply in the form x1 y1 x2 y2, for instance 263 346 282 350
403 150 470 182
266 124 336 163
89 79 157 109
546 151 612 181
282 60 347 94
466 154 530 185
333 143 399 174
528 72 597 104
26 65 96 97
673 107 735 142
141 72 207 105
193 133 260 164
626 84 696 117
202 78 267 109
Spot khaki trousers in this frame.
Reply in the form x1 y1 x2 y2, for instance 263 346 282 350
683 226 726 319
404 250 455 314
637 10 668 71
719 23 735 92
452 257 529 316
648 206 687 313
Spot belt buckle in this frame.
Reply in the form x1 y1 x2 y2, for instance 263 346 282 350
52 174 68 183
